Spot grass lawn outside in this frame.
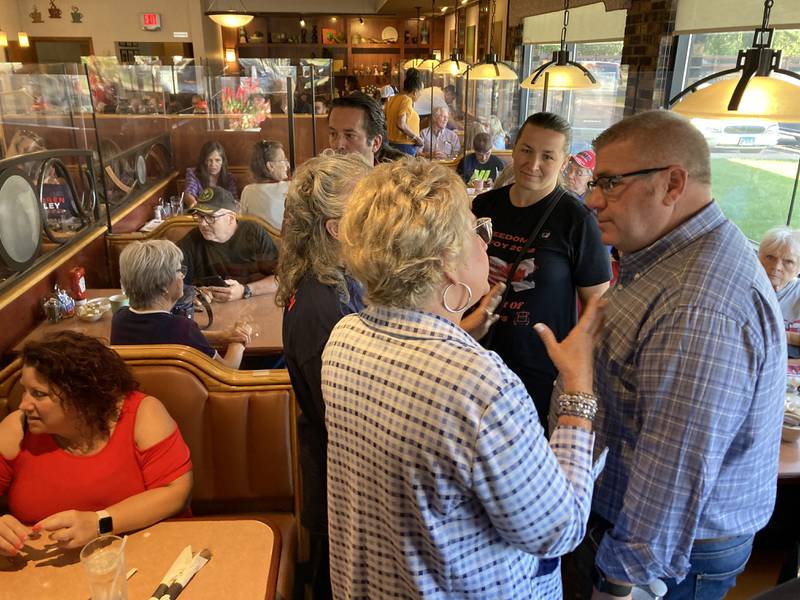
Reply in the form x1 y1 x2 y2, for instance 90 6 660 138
711 153 800 241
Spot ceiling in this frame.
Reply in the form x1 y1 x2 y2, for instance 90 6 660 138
376 0 477 17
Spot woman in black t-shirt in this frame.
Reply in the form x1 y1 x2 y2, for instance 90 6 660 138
472 112 611 426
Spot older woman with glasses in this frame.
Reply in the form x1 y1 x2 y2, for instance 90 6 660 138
241 140 290 231
111 240 252 369
322 158 605 599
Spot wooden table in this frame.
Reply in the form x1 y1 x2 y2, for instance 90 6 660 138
0 519 280 600
14 289 283 355
779 439 800 480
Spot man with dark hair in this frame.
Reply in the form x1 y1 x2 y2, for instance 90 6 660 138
576 109 784 600
328 93 404 165
457 132 505 184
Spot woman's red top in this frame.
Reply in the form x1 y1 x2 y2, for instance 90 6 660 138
0 391 192 524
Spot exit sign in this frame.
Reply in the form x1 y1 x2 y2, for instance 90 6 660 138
140 13 162 31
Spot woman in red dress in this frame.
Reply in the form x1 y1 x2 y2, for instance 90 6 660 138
0 332 192 555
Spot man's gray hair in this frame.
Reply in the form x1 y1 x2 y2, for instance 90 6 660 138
119 240 183 309
759 226 800 261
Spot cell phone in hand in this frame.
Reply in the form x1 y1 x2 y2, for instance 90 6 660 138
197 275 230 287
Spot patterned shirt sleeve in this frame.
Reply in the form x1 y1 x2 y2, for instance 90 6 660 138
184 168 202 197
471 380 596 557
596 306 766 583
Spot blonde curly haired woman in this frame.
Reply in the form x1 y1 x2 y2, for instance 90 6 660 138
321 158 604 599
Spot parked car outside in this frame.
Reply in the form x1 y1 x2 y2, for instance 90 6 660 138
692 118 780 151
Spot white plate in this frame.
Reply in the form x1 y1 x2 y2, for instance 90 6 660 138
381 26 398 43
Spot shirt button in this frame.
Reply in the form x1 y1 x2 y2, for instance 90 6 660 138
634 273 641 280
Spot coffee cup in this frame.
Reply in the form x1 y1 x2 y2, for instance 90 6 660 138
109 294 129 314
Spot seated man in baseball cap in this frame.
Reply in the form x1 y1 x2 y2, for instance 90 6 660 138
178 186 278 302
564 149 595 200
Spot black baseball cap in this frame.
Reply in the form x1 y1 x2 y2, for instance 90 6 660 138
188 186 238 215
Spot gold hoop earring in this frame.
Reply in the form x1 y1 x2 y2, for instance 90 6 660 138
442 282 472 313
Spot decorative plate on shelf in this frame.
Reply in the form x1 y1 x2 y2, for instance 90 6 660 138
381 26 399 43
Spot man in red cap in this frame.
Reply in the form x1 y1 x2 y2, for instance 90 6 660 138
564 149 596 200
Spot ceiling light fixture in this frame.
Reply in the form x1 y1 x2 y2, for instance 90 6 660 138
669 0 800 121
206 0 254 28
469 0 517 80
417 0 442 71
402 7 425 70
434 5 470 76
519 0 597 106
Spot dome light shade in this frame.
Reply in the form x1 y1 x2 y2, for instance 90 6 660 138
17 32 29 48
672 75 800 122
0 32 7 48
206 0 253 28
207 12 253 28
434 53 471 76
521 64 597 90
417 58 441 71
402 58 425 70
470 53 517 81
669 1 800 122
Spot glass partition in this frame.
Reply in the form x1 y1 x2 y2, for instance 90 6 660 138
0 66 101 289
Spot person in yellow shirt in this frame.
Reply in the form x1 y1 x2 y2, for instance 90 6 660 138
385 68 424 156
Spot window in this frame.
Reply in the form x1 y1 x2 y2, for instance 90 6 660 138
672 29 800 241
520 41 628 152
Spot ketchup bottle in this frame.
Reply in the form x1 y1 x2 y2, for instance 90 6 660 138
70 266 87 304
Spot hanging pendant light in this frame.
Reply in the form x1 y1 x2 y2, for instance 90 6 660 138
17 32 30 48
519 0 597 95
669 0 800 121
434 6 471 75
469 0 517 81
416 0 442 71
206 0 254 29
0 31 7 48
403 7 426 70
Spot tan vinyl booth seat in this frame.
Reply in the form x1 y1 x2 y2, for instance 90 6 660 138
0 345 298 600
105 214 281 286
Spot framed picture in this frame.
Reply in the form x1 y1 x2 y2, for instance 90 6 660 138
466 25 476 62
321 28 339 45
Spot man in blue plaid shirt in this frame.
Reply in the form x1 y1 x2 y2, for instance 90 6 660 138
580 110 785 600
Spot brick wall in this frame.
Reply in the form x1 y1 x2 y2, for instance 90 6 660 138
620 0 678 114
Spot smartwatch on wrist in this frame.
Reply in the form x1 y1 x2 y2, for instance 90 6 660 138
242 284 253 299
592 566 633 597
96 510 113 535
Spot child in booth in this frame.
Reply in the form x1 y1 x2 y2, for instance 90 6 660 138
457 132 506 187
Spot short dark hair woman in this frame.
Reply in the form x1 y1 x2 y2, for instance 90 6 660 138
240 140 290 230
183 140 238 208
0 332 193 554
472 112 611 426
384 68 425 156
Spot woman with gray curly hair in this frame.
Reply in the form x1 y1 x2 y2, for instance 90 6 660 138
111 239 251 369
759 225 800 355
321 158 605 599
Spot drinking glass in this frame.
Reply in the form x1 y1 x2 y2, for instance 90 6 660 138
169 195 183 216
80 535 128 600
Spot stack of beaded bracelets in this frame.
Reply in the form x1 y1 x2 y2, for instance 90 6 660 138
557 391 598 421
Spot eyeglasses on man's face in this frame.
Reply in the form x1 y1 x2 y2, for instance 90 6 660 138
586 166 672 194
474 217 492 244
193 212 231 225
